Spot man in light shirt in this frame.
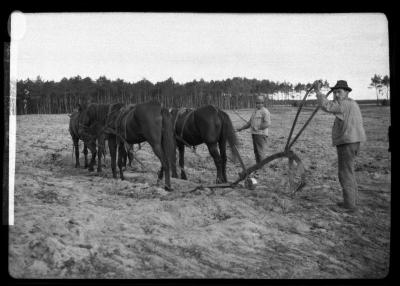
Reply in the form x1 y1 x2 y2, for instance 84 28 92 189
315 80 366 213
236 95 271 164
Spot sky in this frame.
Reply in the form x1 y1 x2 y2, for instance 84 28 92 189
10 12 390 100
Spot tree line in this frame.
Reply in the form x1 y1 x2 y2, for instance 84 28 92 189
16 74 388 115
16 76 328 115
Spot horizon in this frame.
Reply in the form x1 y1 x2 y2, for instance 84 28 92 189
10 12 390 100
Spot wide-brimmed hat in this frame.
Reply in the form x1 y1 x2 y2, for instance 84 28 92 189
330 80 352 92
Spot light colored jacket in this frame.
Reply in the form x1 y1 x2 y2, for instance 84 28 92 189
250 107 271 136
318 96 366 146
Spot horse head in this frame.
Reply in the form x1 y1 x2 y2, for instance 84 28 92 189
77 103 96 144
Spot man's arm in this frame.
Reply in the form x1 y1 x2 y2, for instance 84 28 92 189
316 91 343 115
237 120 251 132
314 81 344 116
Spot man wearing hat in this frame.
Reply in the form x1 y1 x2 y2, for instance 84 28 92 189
236 95 271 164
315 80 366 212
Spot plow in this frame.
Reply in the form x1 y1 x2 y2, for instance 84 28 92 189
189 83 333 196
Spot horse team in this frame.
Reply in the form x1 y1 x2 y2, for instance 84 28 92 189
69 101 240 191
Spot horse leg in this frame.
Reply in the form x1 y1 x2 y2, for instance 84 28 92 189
73 137 80 168
118 143 125 180
108 136 118 179
83 143 89 168
171 145 178 179
121 147 127 170
151 142 171 191
171 149 178 179
102 139 107 168
219 139 228 183
97 139 103 173
206 142 224 184
128 150 133 167
157 166 164 180
88 142 97 172
178 143 187 180
156 146 165 181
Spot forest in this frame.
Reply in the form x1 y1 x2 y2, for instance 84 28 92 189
15 76 330 114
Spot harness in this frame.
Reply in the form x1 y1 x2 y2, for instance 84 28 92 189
173 105 222 151
173 108 196 150
114 104 137 152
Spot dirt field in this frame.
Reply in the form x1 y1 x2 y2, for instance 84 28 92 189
9 105 391 278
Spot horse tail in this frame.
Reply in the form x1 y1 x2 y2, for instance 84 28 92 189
161 107 177 176
220 110 240 162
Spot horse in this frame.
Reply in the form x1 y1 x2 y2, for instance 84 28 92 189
170 105 239 183
105 101 177 191
68 110 98 169
77 102 126 172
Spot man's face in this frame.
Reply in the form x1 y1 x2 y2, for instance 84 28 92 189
333 89 348 101
256 101 264 109
256 98 264 109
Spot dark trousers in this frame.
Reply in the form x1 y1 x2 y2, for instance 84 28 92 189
252 134 268 164
336 142 360 208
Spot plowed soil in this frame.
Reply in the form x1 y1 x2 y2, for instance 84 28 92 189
9 105 390 278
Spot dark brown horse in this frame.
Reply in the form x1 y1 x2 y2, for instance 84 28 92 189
170 105 239 183
77 103 126 172
105 101 177 190
69 110 90 168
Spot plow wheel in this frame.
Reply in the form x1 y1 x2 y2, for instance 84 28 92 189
236 150 306 195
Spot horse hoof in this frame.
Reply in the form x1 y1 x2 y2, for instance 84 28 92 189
164 186 173 192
